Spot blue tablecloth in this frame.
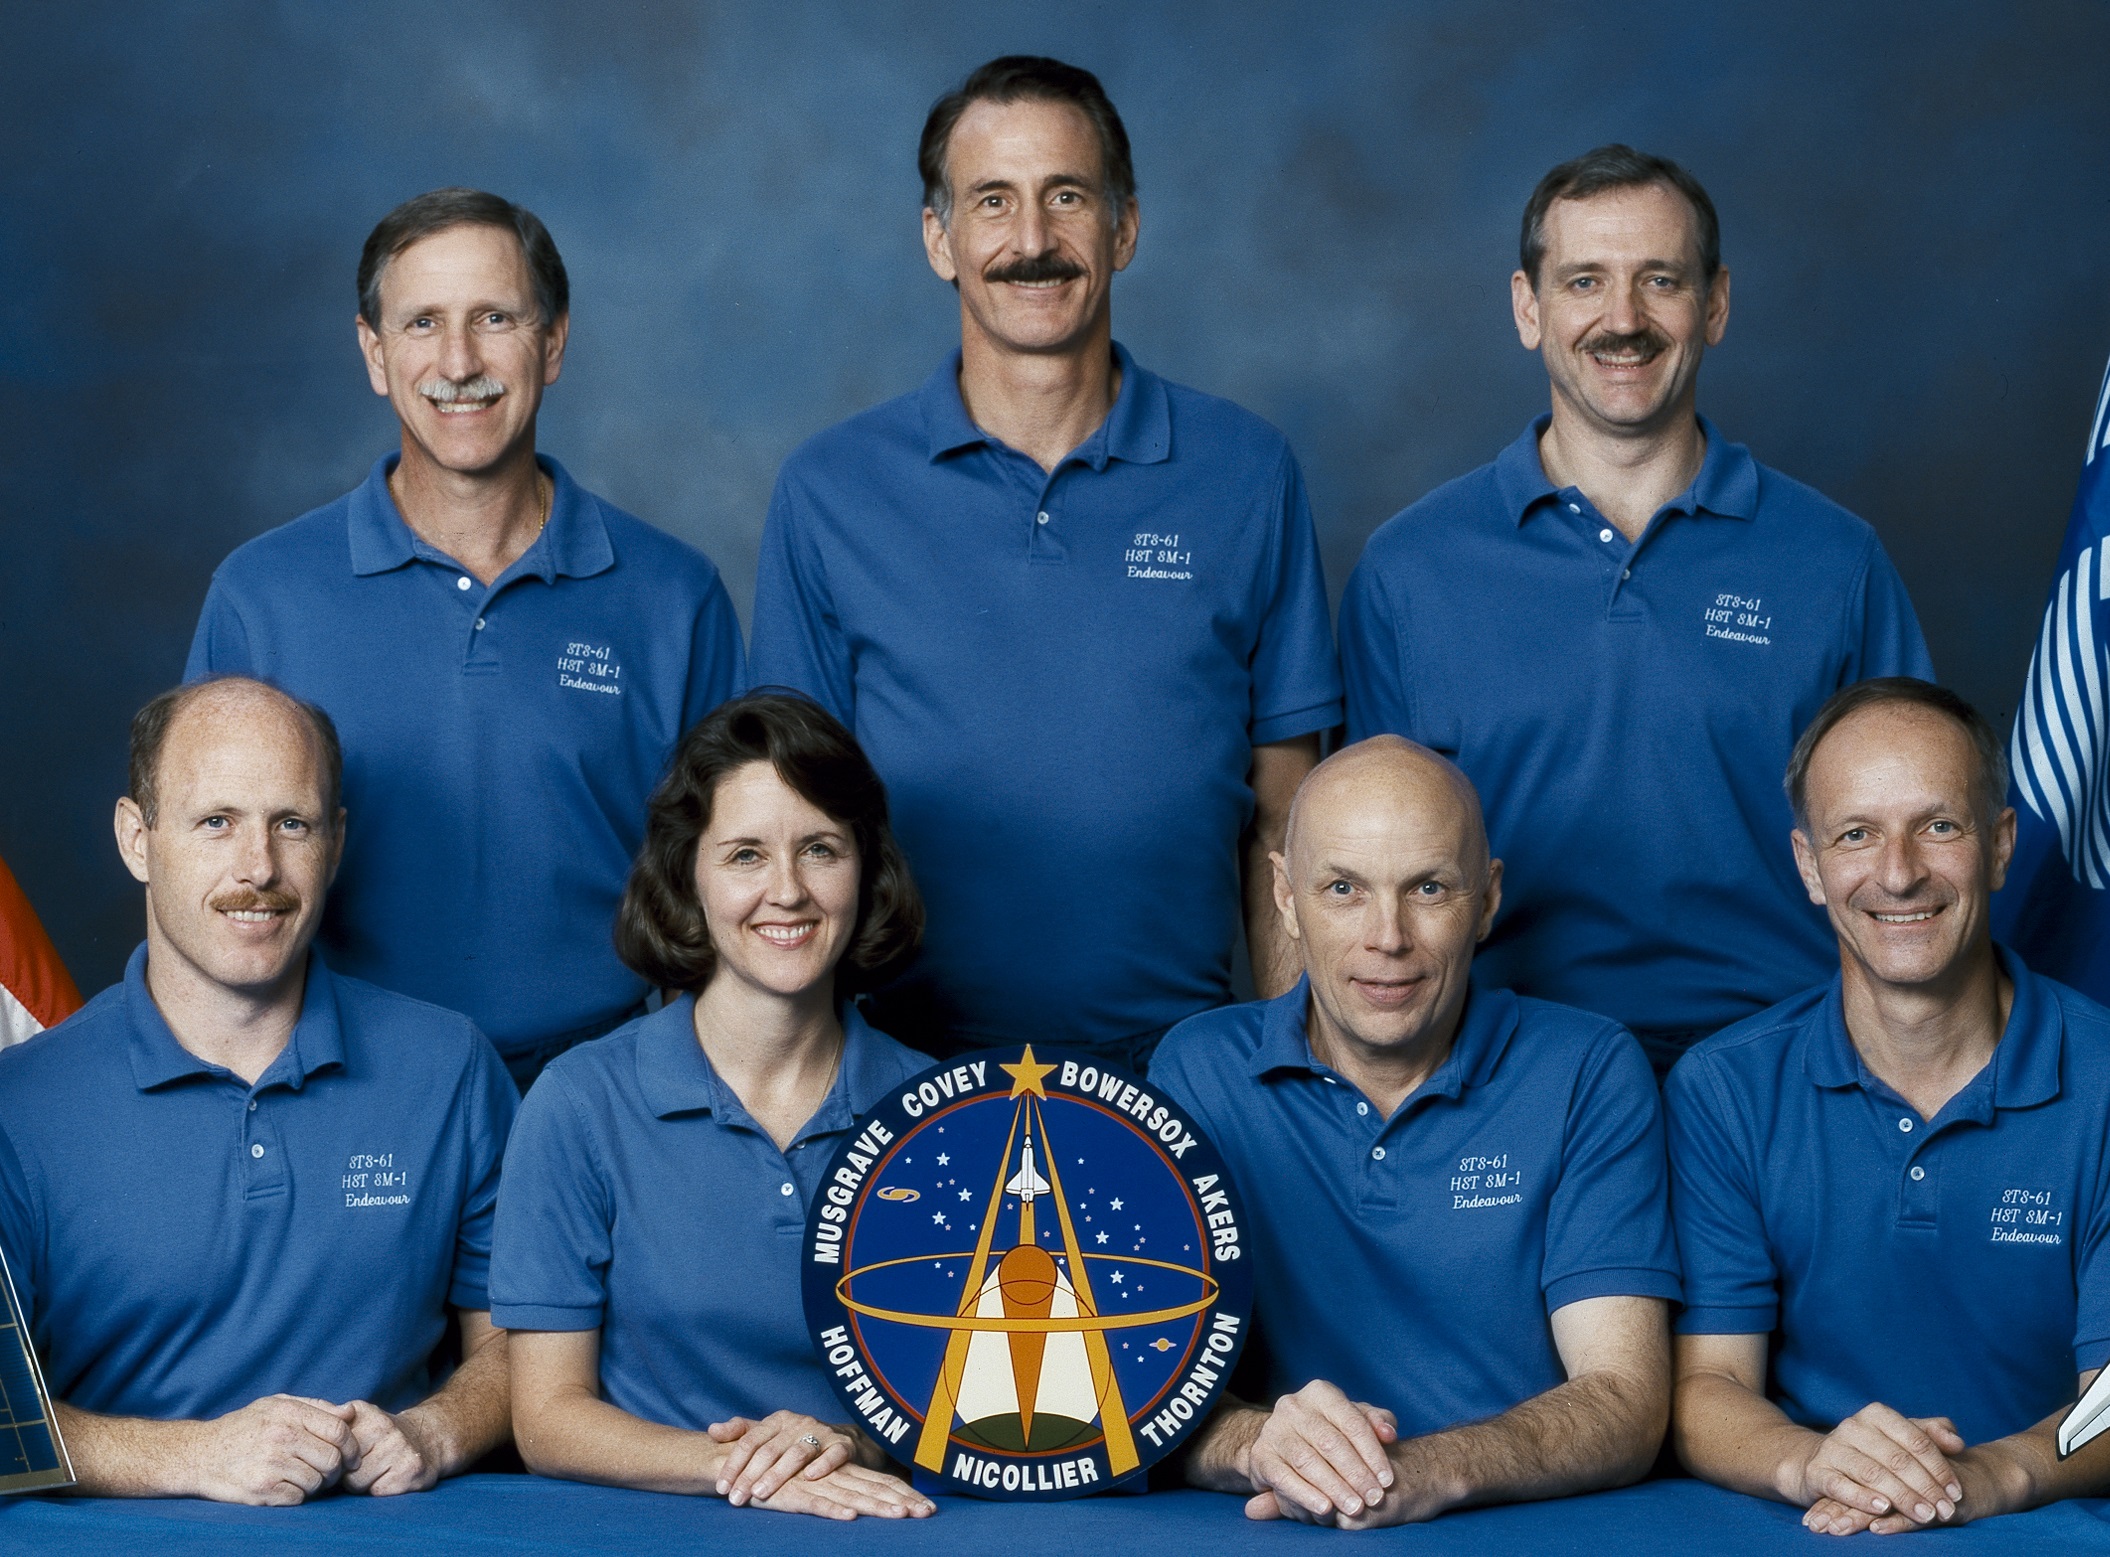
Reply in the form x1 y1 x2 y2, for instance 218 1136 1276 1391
3 1476 2108 1555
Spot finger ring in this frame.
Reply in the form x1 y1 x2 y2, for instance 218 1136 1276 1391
800 1433 821 1447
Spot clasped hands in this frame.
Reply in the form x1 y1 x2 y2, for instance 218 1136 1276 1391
1239 1379 1450 1528
706 1410 932 1520
1792 1403 1985 1536
193 1393 445 1504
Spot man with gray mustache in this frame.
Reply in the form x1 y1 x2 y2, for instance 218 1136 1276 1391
185 190 746 1089
1339 145 1932 1073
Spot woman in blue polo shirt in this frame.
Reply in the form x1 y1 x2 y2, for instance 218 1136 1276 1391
494 692 935 1521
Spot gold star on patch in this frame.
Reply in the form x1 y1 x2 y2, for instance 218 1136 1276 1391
1001 1045 1056 1099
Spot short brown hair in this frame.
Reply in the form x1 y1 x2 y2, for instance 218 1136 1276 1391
128 677 343 830
1785 677 2009 830
356 187 568 328
1520 143 1720 287
614 692 923 994
918 55 1135 224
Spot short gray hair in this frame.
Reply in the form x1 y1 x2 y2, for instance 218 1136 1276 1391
1785 678 2008 831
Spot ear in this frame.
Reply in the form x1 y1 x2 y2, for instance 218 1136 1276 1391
1111 196 1140 273
541 311 570 386
1476 858 1505 944
115 797 151 886
922 206 960 284
1270 850 1299 943
1704 265 1731 347
1511 270 1542 351
1790 829 1826 906
1987 806 2018 894
357 316 389 398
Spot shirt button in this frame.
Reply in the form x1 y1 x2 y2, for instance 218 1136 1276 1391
1899 1118 1914 1133
1370 1146 1386 1161
1910 1166 1926 1181
474 618 486 630
1598 527 1614 543
1036 511 1050 525
250 1143 265 1158
1621 568 1632 579
456 576 472 591
247 1100 257 1112
1355 1101 1369 1116
779 1182 795 1196
1567 502 1581 513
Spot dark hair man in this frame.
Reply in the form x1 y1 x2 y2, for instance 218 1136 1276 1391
750 57 1342 1068
186 189 747 1090
1155 738 1678 1526
1339 145 1933 1072
1670 679 2110 1531
0 678 516 1503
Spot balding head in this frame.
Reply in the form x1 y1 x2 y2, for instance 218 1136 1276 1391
1274 736 1503 1078
129 678 342 835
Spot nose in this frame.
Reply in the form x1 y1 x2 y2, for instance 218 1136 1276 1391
233 820 279 887
1013 197 1052 258
1366 895 1411 956
1873 831 1929 898
1603 280 1643 334
437 318 482 383
765 852 809 908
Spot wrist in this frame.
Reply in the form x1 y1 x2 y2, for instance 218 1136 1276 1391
1957 1444 2033 1517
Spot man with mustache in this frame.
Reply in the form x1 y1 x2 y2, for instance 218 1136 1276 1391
0 678 517 1502
1669 679 2110 1530
752 57 1340 1067
1155 738 1678 1526
186 190 745 1089
1339 146 1932 1073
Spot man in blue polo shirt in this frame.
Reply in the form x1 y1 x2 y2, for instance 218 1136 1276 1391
1670 679 2110 1533
751 57 1340 1065
1340 145 1932 1072
0 678 516 1503
187 188 745 1088
1154 738 1678 1527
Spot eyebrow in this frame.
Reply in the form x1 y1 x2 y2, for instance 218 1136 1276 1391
966 171 1097 196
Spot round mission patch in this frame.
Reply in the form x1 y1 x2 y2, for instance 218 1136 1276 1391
802 1045 1251 1500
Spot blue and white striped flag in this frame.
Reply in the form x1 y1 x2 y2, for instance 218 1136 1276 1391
1995 352 2110 1000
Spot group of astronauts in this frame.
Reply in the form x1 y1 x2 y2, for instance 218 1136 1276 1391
1 52 2104 1534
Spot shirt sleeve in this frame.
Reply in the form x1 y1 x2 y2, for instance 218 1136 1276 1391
447 1028 519 1313
749 470 857 726
0 1123 36 1335
1338 550 1413 745
681 568 750 732
1247 452 1343 746
487 1065 615 1332
1841 534 1936 685
1664 1055 1780 1335
1541 1026 1683 1311
184 575 255 680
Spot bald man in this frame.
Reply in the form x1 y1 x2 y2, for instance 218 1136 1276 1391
0 678 516 1503
1150 737 1679 1527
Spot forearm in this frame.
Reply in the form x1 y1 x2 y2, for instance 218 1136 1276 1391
514 1383 728 1494
1956 1410 2110 1518
51 1403 207 1498
397 1328 511 1478
1672 1368 1824 1503
1409 1367 1665 1514
1184 1402 1268 1493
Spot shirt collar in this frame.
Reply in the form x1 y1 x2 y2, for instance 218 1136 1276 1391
919 341 1171 470
122 943 346 1093
1248 975 1519 1102
1492 413 1759 528
345 454 614 582
634 994 895 1140
1802 945 2061 1111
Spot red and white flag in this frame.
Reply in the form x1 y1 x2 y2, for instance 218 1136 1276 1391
0 853 80 1048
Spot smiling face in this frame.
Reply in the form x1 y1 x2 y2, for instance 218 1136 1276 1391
1277 739 1504 1070
1512 181 1728 439
116 684 342 1002
922 96 1137 360
1792 704 2016 998
693 761 863 1003
356 222 567 479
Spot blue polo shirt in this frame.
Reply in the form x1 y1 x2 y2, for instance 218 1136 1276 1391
1667 949 2110 1447
186 456 746 1060
0 946 514 1420
489 997 928 1430
1340 417 1932 1053
750 346 1342 1058
1150 979 1679 1438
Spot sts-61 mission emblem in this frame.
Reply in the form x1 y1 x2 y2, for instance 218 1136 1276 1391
803 1046 1250 1499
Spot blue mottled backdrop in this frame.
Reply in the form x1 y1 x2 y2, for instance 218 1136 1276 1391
4 1 2108 991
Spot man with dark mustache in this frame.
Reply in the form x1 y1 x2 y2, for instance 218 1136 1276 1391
1339 145 1932 1073
0 678 517 1503
185 189 746 1090
751 57 1341 1067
